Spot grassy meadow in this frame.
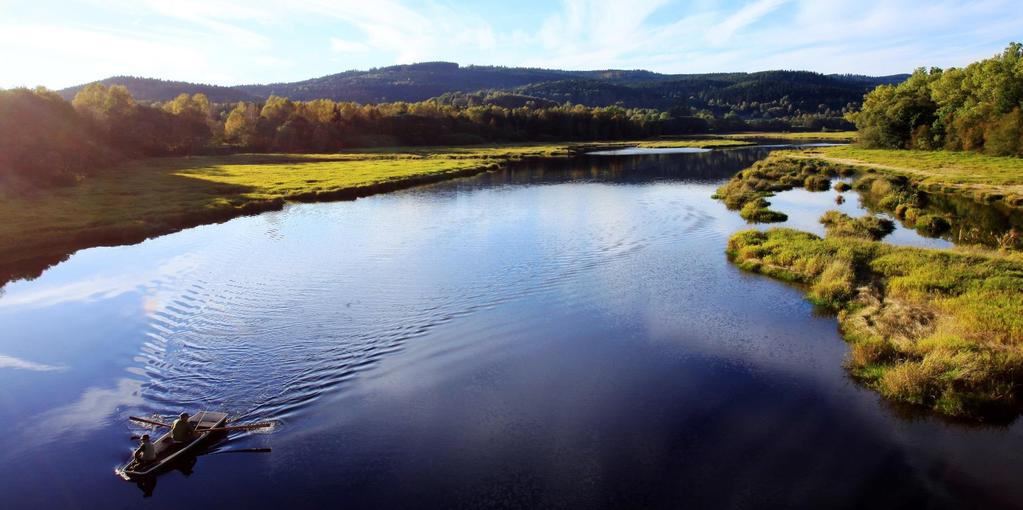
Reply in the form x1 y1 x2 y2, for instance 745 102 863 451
720 131 858 142
810 146 1023 208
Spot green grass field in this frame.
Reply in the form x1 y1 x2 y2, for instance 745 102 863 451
810 146 1023 207
720 131 857 142
634 139 755 149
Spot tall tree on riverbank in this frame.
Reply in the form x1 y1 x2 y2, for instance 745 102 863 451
0 87 113 187
850 43 1023 155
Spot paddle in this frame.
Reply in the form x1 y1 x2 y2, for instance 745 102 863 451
211 448 273 455
129 416 171 428
129 416 272 435
205 423 273 432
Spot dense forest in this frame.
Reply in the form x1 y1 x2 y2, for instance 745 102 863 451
850 43 1023 155
59 63 906 131
0 84 678 188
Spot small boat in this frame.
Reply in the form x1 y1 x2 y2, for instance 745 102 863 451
120 411 228 479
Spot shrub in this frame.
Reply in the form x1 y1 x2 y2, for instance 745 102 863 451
820 211 895 240
804 174 831 191
740 198 788 223
914 214 951 235
879 361 940 406
809 259 856 306
848 340 899 369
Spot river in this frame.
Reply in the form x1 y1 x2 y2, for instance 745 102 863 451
2 147 1022 508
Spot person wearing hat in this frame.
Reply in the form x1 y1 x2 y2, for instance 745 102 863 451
134 434 157 463
171 412 195 443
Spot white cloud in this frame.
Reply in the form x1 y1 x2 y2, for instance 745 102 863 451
330 37 369 54
3 378 145 460
3 0 1023 87
0 354 65 372
284 0 500 64
709 0 791 45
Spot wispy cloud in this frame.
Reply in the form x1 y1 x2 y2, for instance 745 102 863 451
531 0 670 68
0 354 65 372
709 0 791 45
2 0 1022 89
330 37 369 54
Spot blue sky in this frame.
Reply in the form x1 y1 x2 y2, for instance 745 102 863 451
1 0 1021 89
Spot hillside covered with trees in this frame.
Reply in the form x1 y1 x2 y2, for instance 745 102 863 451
849 43 1023 155
59 62 906 132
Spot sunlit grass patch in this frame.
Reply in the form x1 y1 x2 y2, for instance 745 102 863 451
634 139 755 149
720 131 857 142
813 146 1023 209
820 211 894 241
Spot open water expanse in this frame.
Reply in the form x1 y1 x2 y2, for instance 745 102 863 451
2 147 1023 508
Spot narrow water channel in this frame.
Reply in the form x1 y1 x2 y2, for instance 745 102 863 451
1 147 1022 508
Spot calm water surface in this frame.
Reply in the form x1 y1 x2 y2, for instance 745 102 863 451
2 148 1023 509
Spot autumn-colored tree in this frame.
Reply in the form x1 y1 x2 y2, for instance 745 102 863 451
161 93 213 153
1 87 113 186
224 102 260 146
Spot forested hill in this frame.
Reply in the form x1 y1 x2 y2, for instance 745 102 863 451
60 61 907 110
59 76 263 103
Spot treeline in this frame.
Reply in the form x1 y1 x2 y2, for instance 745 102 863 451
850 43 1023 155
512 71 866 130
0 84 682 187
219 94 674 151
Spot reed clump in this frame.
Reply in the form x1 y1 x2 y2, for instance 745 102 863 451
820 210 895 241
712 153 858 223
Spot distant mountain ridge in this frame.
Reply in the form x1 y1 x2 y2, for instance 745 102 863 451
59 62 909 110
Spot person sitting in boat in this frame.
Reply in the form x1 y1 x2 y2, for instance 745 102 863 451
133 434 156 463
171 412 195 442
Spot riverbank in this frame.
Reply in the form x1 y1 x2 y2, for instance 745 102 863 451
0 144 580 283
716 147 1023 419
2 139 764 284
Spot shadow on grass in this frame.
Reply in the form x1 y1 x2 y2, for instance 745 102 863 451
0 168 276 287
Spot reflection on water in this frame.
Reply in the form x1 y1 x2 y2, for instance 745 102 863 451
859 187 1023 248
1 147 1023 509
587 147 712 156
765 180 954 249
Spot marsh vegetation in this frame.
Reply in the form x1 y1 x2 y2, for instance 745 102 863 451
728 228 1023 419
